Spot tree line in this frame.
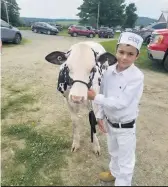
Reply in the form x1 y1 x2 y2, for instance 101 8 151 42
1 0 138 28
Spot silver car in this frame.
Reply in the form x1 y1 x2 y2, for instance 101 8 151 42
136 22 167 44
0 19 22 44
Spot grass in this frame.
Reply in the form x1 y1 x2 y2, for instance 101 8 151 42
18 27 31 30
1 84 71 186
1 85 37 119
56 21 79 26
100 40 167 73
1 124 71 186
1 94 36 120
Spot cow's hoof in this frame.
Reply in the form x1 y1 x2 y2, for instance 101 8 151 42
93 145 100 156
71 143 80 152
94 150 100 156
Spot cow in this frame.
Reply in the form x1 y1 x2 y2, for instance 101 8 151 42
45 41 117 155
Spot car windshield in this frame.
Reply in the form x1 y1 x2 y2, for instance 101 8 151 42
145 22 158 29
43 22 54 28
0 19 10 27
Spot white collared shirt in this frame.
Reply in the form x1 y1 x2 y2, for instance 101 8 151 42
94 63 144 123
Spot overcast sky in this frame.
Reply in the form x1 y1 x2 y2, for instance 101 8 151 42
16 0 168 19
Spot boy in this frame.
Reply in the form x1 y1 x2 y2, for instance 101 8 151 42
88 32 144 186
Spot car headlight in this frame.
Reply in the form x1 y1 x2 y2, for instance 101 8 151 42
152 35 164 44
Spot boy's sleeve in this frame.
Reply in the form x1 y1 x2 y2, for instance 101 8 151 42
94 74 144 110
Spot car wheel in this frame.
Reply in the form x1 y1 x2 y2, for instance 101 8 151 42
145 36 151 44
73 33 77 37
47 30 51 35
34 29 38 33
163 55 168 72
89 33 94 38
13 33 21 44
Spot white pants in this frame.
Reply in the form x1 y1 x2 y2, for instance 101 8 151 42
106 122 136 186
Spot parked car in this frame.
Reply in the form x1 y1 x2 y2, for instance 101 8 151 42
68 25 96 38
85 26 99 34
137 22 167 44
125 28 133 32
50 23 63 31
0 19 22 44
98 27 114 38
147 29 168 71
31 22 59 35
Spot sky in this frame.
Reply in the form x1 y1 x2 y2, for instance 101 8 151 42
16 0 168 19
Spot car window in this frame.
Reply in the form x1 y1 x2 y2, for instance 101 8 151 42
76 26 82 30
0 19 10 28
37 23 42 26
100 28 107 31
81 27 87 30
145 22 166 30
152 23 166 29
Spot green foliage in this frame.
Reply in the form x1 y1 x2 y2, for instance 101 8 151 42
77 0 126 27
123 3 138 28
1 0 21 26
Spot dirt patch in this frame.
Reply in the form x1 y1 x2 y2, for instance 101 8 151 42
1 34 168 186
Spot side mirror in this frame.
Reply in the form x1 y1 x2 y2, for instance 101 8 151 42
9 25 13 29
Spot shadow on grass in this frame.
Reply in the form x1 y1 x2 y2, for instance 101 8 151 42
1 94 36 120
1 85 37 120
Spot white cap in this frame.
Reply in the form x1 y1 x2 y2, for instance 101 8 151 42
117 32 143 51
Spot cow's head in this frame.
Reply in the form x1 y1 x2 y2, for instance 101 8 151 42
45 43 116 104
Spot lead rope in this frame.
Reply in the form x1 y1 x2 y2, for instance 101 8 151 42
88 64 100 143
88 85 97 143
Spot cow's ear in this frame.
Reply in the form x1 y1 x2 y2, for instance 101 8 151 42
45 51 67 65
97 52 117 66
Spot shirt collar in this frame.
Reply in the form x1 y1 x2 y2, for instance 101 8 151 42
112 63 134 76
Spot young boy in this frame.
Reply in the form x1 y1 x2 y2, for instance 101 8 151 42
88 32 144 186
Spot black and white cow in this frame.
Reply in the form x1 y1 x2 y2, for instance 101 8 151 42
45 41 117 155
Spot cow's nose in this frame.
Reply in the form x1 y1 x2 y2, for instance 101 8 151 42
70 95 84 103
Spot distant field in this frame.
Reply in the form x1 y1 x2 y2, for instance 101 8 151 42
56 21 79 26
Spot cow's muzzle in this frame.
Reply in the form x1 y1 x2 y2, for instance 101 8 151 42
70 95 85 104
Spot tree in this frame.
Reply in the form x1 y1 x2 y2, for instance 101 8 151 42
1 0 21 26
123 3 138 28
77 0 126 28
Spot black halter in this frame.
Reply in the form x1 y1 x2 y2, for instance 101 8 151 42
72 80 90 89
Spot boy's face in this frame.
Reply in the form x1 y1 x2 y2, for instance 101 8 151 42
116 44 139 70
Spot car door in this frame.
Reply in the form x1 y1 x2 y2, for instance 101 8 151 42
0 19 15 41
38 23 45 33
42 23 49 34
76 26 82 35
80 27 88 36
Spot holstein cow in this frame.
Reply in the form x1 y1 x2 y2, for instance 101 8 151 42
45 41 117 155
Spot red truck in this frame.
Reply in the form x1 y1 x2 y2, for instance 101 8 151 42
147 29 168 71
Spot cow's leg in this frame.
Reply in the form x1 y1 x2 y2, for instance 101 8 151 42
92 133 100 155
90 101 101 155
67 102 81 152
71 111 81 152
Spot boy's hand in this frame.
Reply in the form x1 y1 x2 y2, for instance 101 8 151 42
88 89 96 100
97 119 107 133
